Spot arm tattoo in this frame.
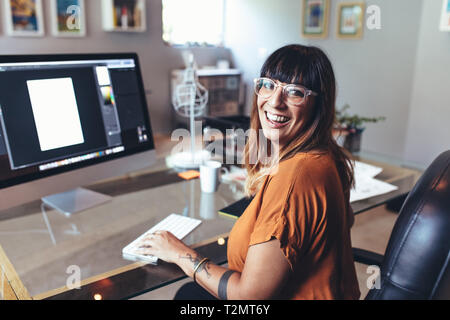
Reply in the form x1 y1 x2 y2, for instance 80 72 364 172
179 253 212 279
179 253 200 264
198 261 212 279
218 270 235 300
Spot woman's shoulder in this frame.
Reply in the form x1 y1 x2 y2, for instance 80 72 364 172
272 151 337 183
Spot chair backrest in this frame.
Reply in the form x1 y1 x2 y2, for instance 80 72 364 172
366 150 450 300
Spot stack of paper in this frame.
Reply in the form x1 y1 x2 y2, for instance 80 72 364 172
350 161 399 203
220 166 247 184
217 162 398 203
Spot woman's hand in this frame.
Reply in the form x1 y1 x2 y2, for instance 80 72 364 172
136 230 193 265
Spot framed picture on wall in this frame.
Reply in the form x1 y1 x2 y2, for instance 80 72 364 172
50 0 86 37
301 0 330 39
337 2 365 39
4 0 45 37
440 0 450 31
102 0 146 32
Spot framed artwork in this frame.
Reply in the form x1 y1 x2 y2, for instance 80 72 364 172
50 0 86 37
102 0 146 32
4 0 45 37
301 0 330 39
337 2 365 39
440 0 450 31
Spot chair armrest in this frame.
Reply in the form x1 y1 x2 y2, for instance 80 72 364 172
353 247 384 266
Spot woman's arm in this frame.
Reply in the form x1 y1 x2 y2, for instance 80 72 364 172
144 231 291 300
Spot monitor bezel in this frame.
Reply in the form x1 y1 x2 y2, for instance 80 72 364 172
0 52 155 190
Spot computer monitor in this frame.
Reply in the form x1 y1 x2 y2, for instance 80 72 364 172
0 53 156 214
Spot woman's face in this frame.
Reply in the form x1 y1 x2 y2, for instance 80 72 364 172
257 78 315 148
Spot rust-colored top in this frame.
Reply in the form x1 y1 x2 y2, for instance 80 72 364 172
227 152 361 300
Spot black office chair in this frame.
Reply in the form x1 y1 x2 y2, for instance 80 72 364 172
353 150 450 300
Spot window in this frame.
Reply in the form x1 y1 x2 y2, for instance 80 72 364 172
162 0 225 46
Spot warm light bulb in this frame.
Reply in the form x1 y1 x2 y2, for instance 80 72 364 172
94 293 102 300
217 237 226 246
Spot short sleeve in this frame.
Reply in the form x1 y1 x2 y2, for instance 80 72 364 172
248 161 329 271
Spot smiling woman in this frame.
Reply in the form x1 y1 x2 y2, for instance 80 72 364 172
254 77 318 148
245 45 354 197
144 45 361 300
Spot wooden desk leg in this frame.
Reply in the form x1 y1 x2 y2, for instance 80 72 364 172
0 245 32 300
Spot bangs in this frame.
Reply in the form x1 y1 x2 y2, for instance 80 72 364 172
260 45 320 93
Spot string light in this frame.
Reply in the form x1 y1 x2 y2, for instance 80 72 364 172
94 293 103 300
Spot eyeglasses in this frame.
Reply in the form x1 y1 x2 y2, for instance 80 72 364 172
253 77 318 106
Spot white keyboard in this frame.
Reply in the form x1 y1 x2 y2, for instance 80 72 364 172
122 214 202 264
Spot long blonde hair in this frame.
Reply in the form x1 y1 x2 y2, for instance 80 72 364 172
244 45 354 197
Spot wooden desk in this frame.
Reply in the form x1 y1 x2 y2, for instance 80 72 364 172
0 159 238 300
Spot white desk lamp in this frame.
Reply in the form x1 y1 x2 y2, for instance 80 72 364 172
170 52 210 169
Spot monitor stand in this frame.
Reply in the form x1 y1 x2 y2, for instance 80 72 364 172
41 187 112 216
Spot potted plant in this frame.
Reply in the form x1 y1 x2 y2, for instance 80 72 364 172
334 104 386 153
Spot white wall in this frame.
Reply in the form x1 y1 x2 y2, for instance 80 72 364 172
1 0 447 169
225 0 423 162
0 0 232 134
404 0 450 169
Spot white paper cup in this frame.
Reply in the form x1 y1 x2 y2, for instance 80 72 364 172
200 161 222 193
200 191 216 220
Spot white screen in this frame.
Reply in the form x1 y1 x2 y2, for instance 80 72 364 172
27 78 85 152
95 66 111 86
